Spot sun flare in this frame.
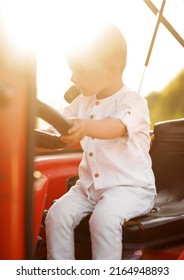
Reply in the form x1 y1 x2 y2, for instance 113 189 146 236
1 0 183 106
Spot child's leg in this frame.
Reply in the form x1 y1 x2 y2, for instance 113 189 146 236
89 186 155 260
45 185 94 259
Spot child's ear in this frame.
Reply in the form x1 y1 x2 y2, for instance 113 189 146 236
106 63 118 78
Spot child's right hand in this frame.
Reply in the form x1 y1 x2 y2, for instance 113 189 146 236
60 119 88 145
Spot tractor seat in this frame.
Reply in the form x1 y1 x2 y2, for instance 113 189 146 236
70 119 184 252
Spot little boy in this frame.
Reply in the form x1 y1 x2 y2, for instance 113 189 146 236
45 24 156 260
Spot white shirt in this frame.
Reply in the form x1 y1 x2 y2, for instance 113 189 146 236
63 85 156 193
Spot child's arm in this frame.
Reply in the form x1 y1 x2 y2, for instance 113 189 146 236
60 118 127 145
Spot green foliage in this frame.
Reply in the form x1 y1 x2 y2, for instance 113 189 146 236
146 69 184 129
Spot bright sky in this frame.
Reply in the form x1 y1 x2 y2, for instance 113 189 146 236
1 0 184 110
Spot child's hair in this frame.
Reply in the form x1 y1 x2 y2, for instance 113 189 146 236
67 23 127 73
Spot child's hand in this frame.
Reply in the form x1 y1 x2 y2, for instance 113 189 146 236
60 119 88 145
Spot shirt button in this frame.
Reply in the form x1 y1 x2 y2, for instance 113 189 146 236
94 173 99 178
95 100 100 105
90 115 94 119
89 152 93 157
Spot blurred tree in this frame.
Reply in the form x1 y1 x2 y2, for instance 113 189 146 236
146 69 184 129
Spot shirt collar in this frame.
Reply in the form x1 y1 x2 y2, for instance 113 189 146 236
94 85 127 105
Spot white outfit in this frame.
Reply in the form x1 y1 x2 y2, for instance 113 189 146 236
45 85 156 259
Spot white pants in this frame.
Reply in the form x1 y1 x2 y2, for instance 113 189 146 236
45 185 155 260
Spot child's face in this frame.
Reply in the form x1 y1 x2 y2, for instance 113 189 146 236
69 61 110 97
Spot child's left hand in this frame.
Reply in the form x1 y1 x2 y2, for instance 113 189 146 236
60 119 88 145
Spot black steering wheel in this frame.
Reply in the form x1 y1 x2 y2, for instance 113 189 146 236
35 100 72 149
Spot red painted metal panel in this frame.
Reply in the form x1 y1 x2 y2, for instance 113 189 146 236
0 65 27 259
35 153 82 209
0 27 36 258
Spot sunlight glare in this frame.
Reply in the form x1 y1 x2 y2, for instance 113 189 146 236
1 0 183 107
1 0 40 55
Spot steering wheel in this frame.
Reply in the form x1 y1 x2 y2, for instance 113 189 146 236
35 100 72 149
